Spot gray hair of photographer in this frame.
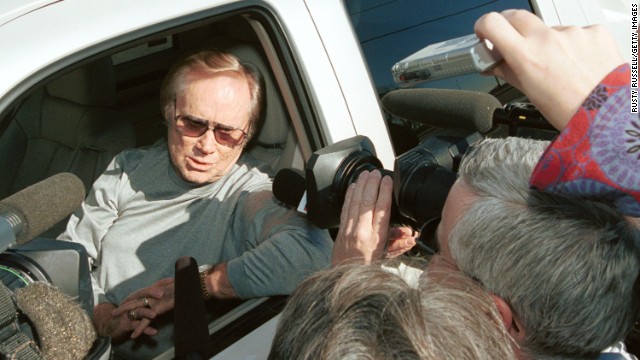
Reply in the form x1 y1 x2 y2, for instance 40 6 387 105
268 259 516 360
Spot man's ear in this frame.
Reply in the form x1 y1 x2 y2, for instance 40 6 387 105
490 294 526 343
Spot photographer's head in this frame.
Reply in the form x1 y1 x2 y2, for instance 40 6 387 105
428 137 640 359
269 261 515 360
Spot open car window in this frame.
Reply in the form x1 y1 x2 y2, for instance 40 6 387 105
0 5 318 359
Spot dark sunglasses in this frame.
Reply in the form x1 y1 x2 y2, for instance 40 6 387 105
173 98 248 148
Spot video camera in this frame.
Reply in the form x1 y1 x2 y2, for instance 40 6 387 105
273 87 556 257
301 131 480 230
0 173 110 359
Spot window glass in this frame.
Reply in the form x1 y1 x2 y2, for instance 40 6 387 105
345 0 533 94
344 0 535 153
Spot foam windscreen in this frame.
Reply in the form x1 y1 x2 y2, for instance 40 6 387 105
382 88 501 134
0 173 85 244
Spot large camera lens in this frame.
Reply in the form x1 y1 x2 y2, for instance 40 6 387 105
0 252 47 292
302 130 479 230
394 162 456 226
306 136 384 229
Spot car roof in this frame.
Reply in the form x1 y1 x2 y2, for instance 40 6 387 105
0 0 60 27
0 0 243 110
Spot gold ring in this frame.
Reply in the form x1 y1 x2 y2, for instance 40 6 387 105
143 296 151 309
127 309 137 321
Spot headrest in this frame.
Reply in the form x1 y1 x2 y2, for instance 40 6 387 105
46 57 116 107
224 43 290 147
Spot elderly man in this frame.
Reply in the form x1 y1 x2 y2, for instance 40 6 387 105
59 50 332 359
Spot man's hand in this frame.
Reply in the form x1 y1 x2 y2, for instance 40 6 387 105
111 278 175 339
387 226 417 258
475 9 625 131
332 170 394 265
93 301 157 342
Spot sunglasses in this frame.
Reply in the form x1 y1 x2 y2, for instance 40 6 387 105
173 98 248 148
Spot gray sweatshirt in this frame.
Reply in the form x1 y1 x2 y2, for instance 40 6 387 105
59 141 332 358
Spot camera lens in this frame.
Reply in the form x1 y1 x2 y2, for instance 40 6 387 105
395 163 456 226
0 252 48 292
332 150 384 202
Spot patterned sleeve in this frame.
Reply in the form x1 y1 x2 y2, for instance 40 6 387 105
530 64 640 216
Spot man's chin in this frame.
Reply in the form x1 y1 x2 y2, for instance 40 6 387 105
177 167 219 185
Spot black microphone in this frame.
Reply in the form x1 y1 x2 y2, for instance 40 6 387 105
174 256 211 360
381 88 501 133
0 173 85 250
273 168 308 214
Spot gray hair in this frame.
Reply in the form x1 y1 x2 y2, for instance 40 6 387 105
449 137 640 359
159 49 263 141
268 260 516 360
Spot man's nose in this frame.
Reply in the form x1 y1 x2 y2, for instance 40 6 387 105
197 129 217 154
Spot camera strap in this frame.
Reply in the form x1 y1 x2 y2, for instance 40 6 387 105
0 282 42 360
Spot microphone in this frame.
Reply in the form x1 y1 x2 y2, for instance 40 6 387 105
174 256 211 360
381 88 556 134
273 168 307 214
382 88 500 133
0 173 85 250
14 281 97 360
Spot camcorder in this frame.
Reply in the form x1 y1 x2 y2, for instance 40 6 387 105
274 87 556 257
0 173 110 359
302 131 479 230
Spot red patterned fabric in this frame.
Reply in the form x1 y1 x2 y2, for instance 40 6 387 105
530 64 640 216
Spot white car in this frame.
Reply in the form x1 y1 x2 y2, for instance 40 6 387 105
0 0 634 359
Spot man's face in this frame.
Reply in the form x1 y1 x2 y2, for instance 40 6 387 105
168 71 251 184
425 179 477 281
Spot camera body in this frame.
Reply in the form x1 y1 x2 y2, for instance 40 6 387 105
392 34 502 86
0 237 94 314
303 129 483 230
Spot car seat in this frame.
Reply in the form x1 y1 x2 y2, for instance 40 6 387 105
0 57 136 237
226 42 303 173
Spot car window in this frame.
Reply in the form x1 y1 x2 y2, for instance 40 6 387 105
345 0 532 94
344 0 535 153
0 7 306 359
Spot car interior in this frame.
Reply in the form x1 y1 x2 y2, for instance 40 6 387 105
0 12 305 236
0 10 307 358
0 4 638 359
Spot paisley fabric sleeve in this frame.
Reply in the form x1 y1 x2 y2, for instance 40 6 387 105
530 64 640 216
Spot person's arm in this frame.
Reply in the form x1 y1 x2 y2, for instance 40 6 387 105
475 10 640 216
58 155 136 337
529 63 640 216
201 262 237 299
223 189 334 299
474 9 625 131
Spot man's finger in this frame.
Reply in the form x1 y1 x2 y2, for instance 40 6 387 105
500 9 547 36
361 170 382 207
340 182 356 227
373 175 393 227
348 171 370 217
131 318 153 339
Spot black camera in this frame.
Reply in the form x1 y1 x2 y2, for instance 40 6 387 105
273 88 556 258
278 128 482 231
